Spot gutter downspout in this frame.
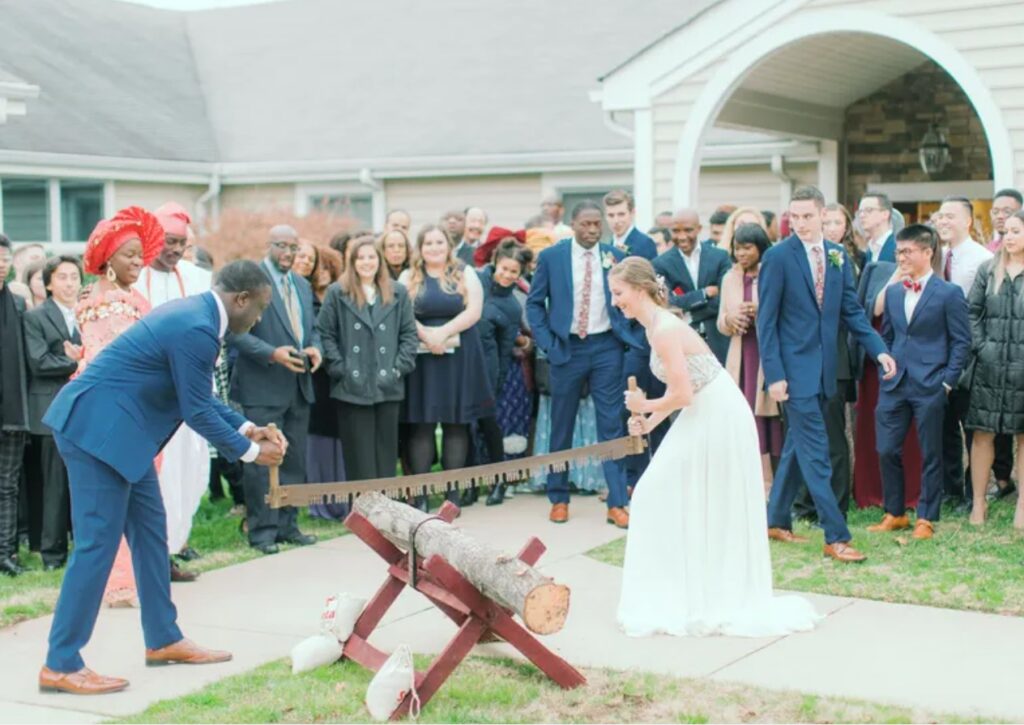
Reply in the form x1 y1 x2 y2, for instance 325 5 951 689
770 154 794 212
603 110 634 140
196 169 221 235
359 167 386 231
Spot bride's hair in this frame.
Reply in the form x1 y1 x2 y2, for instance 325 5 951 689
609 257 669 307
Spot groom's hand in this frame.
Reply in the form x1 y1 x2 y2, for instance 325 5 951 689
247 425 290 455
768 380 789 403
878 353 897 380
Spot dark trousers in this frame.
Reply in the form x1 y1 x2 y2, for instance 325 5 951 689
33 435 71 565
240 387 310 547
336 400 400 481
0 431 27 560
47 434 181 673
793 381 852 520
22 436 43 550
623 347 668 488
768 395 851 544
877 381 946 522
209 454 245 505
548 332 627 509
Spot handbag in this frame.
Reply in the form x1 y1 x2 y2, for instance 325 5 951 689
416 332 460 355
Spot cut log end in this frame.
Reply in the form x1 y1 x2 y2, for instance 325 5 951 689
522 583 570 635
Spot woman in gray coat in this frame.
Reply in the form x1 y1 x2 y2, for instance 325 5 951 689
318 238 418 481
965 210 1024 528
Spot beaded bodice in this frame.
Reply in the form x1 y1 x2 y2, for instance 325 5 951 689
650 351 722 393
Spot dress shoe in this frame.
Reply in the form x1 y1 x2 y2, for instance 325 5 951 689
912 519 934 540
277 533 317 546
995 482 1017 501
0 556 26 577
146 638 232 666
170 560 199 582
459 487 477 507
767 528 809 544
606 507 629 529
412 494 431 513
175 546 201 562
43 560 65 572
485 484 506 506
39 666 128 695
866 513 911 532
549 503 569 524
252 542 279 555
823 541 867 563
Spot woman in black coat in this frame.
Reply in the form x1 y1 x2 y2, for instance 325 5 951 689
966 211 1024 529
318 238 418 482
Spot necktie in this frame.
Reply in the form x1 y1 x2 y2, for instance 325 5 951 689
943 249 953 282
282 274 303 344
577 251 593 338
811 246 825 309
903 280 922 293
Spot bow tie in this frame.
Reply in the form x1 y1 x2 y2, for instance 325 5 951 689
903 280 922 293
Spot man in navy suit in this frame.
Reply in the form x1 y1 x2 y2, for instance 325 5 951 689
758 185 897 563
652 209 732 363
858 192 896 264
526 200 642 528
228 225 323 555
40 261 285 694
869 225 971 540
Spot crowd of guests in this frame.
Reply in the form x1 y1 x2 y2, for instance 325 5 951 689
1 184 1023 578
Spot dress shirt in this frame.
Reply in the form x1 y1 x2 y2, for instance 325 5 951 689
569 239 611 336
986 234 1002 253
262 258 303 337
54 300 77 337
868 226 893 260
904 271 932 323
210 290 259 463
943 238 993 297
613 225 636 251
679 243 702 288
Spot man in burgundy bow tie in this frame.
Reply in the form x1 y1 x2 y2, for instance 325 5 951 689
869 224 971 541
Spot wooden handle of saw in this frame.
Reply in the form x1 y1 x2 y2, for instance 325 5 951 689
626 376 648 455
265 423 286 508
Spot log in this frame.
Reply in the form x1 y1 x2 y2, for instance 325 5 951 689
352 492 570 635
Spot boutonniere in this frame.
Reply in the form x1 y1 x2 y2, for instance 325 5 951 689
601 252 615 270
673 285 684 296
827 249 844 269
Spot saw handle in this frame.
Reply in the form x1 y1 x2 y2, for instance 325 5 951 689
626 376 648 455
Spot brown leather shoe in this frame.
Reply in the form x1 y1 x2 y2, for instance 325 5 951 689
146 638 232 666
549 503 569 524
768 527 809 544
39 666 128 695
823 541 867 563
912 519 934 540
606 507 629 529
170 560 199 583
866 513 911 532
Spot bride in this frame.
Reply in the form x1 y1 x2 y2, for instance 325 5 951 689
610 258 821 637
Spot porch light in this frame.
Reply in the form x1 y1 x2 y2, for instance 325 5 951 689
918 122 951 176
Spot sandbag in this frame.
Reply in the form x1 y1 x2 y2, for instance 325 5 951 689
365 644 418 721
320 592 366 643
291 634 343 675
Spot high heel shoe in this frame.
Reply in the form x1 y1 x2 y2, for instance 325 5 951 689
485 484 506 506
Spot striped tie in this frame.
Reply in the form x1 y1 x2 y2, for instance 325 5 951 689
282 274 303 344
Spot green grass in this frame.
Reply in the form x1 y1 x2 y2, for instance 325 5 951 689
588 499 1024 616
0 495 349 629
112 656 991 724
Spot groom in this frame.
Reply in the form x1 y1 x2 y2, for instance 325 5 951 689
757 186 896 563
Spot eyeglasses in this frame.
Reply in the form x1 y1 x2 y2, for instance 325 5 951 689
271 241 300 253
857 207 882 215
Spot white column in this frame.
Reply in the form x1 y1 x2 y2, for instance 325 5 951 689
632 108 654 229
47 178 61 244
817 139 840 203
371 185 386 231
0 177 5 235
103 180 115 217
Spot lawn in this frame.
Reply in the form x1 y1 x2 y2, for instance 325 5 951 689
588 498 1024 616
114 655 985 724
0 496 349 629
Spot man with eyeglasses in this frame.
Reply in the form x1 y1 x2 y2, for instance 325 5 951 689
858 192 896 264
226 224 323 554
987 188 1023 253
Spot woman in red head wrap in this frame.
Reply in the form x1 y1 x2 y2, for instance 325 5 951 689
71 207 165 607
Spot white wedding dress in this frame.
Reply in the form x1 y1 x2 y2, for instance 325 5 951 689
617 320 821 637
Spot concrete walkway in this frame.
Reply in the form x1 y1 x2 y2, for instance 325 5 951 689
2 493 1023 723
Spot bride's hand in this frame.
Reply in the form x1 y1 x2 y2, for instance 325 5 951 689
627 415 651 436
624 388 647 413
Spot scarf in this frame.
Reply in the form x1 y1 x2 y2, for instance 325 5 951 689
0 285 28 431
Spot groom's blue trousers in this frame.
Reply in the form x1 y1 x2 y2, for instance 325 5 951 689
767 395 852 544
46 434 182 673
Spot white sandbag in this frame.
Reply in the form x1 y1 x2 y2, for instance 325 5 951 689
320 593 366 643
291 634 343 675
365 645 419 721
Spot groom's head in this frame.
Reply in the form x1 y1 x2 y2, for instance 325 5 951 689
788 186 826 245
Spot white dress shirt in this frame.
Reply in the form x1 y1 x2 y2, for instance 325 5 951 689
210 291 259 463
943 238 993 297
904 271 932 323
613 225 636 251
868 226 893 260
678 243 701 287
54 300 77 338
569 239 611 336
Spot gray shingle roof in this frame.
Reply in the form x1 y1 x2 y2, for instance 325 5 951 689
0 0 714 164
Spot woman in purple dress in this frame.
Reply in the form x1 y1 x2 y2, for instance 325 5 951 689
716 223 782 496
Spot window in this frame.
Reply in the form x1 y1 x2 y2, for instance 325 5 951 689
1 178 49 242
307 193 373 229
60 180 104 242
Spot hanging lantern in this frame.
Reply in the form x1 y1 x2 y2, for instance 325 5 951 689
918 123 951 176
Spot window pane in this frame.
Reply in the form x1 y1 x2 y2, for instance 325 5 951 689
308 193 373 229
61 181 104 242
1 178 49 242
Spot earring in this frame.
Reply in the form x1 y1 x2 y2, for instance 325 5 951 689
106 265 117 282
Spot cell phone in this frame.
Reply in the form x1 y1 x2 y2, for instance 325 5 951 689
292 351 311 373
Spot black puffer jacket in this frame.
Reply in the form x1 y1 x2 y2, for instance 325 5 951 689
965 259 1024 433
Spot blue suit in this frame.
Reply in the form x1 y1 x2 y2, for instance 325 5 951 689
614 227 658 261
757 235 887 543
652 242 731 364
865 232 897 264
526 240 641 508
43 292 251 672
876 276 970 522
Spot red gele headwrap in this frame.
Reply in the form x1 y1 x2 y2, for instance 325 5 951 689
473 226 527 268
83 206 166 275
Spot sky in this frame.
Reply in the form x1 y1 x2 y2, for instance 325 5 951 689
120 0 280 9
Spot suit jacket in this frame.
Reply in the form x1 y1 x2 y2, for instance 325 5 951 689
23 298 79 436
865 231 896 264
455 243 476 267
614 228 657 261
850 261 897 381
652 242 731 361
881 276 971 393
226 262 321 407
43 293 251 483
756 234 886 399
525 239 642 366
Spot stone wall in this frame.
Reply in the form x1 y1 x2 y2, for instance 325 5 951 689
843 60 992 206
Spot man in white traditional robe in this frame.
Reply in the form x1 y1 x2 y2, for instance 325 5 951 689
134 202 213 581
